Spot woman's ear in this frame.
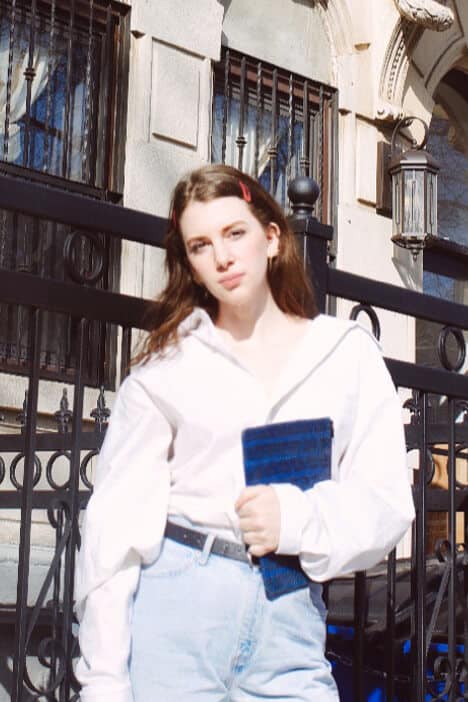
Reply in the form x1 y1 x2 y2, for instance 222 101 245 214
266 222 280 258
187 260 202 286
192 269 203 286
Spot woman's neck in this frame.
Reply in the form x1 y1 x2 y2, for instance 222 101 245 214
215 291 286 343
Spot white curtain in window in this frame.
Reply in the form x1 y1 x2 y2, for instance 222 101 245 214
0 28 49 162
220 105 300 204
222 120 273 179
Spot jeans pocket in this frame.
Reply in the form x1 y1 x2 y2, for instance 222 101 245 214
140 538 199 578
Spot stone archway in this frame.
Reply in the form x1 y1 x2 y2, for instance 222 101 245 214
378 0 459 123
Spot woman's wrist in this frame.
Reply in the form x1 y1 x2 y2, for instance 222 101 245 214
270 483 310 555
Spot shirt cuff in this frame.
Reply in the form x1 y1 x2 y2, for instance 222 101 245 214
271 483 310 555
79 682 133 702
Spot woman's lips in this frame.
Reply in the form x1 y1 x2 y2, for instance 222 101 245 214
218 273 244 289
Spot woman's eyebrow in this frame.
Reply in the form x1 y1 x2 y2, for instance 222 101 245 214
186 220 247 244
221 219 247 233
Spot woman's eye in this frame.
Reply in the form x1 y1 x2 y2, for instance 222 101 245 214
229 229 245 239
189 241 207 254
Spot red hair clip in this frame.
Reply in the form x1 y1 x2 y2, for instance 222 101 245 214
238 180 252 203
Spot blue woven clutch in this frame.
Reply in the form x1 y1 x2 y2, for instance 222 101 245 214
241 417 333 601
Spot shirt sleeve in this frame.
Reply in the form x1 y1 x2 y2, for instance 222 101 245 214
75 565 139 702
273 328 415 581
74 371 173 701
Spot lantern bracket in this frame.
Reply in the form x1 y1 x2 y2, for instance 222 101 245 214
390 116 428 155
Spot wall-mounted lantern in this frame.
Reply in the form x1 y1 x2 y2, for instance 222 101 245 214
388 116 439 259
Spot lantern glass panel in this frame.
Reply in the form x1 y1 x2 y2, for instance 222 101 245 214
425 172 437 236
392 170 402 236
403 169 425 237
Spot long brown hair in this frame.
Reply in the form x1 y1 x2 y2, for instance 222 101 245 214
133 164 318 363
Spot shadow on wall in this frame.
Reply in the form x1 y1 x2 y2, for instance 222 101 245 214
291 0 323 6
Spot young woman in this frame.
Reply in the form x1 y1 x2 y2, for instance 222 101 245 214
74 164 415 702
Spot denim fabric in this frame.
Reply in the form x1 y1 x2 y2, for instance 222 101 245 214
129 536 339 701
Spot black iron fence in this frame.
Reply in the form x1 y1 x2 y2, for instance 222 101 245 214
0 0 130 384
0 171 467 700
290 177 468 702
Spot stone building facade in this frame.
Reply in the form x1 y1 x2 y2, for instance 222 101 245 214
120 0 468 362
2 0 467 422
1 0 468 698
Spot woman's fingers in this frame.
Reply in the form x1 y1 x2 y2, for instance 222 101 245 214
235 485 281 554
242 530 257 546
238 521 261 537
235 485 267 512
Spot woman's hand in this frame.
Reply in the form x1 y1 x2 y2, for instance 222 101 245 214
235 485 280 557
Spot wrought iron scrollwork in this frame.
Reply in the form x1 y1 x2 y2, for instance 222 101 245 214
0 382 113 696
0 455 5 484
404 389 422 424
423 537 468 700
80 449 98 491
54 389 73 433
437 326 466 372
10 452 42 489
18 497 73 698
428 654 452 700
90 386 110 432
63 230 106 285
46 451 72 491
16 390 28 432
349 303 381 341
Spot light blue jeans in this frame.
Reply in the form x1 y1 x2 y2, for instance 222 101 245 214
130 535 339 701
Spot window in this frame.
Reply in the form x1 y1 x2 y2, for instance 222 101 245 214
0 0 129 189
417 68 468 361
416 67 468 421
0 0 130 386
212 48 338 224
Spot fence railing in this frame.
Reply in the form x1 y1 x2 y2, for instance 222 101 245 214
0 171 467 700
290 175 468 702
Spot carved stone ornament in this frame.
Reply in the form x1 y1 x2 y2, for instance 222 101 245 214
376 100 405 123
394 0 455 31
377 19 422 124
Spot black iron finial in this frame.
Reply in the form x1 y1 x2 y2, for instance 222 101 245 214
287 176 320 218
456 400 468 423
54 388 73 434
91 386 110 432
403 390 422 425
16 391 28 433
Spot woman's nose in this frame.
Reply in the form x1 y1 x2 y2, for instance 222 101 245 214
213 242 233 269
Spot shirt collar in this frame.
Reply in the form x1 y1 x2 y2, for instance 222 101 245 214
178 308 377 411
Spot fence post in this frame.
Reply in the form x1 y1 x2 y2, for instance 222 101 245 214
287 176 333 314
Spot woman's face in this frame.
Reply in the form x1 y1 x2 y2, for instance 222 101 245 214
179 196 280 310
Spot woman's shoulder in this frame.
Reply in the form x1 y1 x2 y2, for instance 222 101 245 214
130 309 207 374
312 313 382 355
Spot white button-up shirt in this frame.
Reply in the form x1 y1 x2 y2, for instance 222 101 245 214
75 309 415 702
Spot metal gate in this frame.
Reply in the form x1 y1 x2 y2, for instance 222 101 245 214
1 171 467 700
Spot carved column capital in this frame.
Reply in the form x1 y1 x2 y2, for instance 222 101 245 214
376 100 405 124
394 0 455 31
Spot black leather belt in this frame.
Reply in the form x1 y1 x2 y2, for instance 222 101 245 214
164 521 251 564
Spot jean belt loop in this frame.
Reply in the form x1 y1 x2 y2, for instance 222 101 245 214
199 533 216 566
